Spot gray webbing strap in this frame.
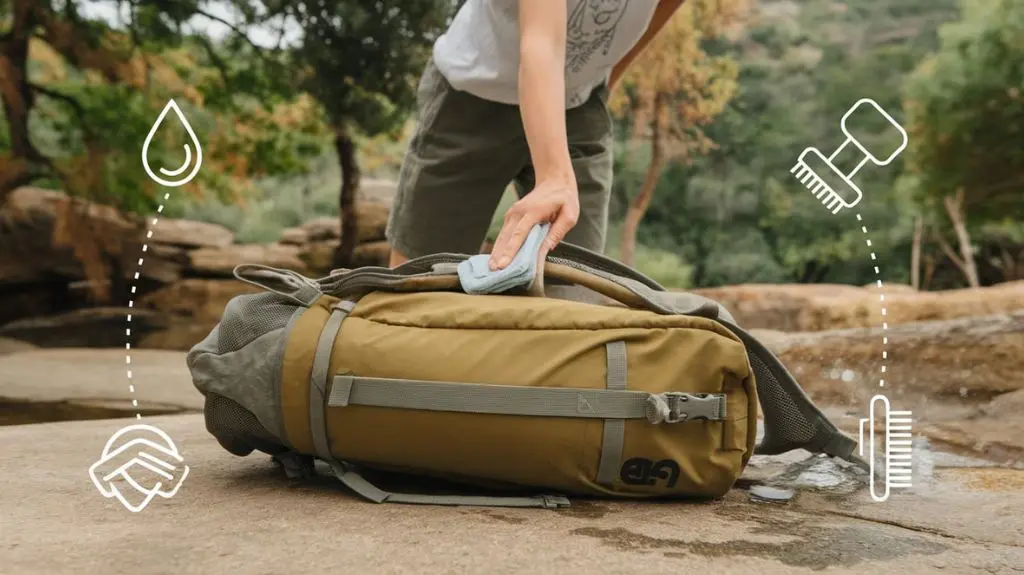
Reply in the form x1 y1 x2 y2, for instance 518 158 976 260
596 341 627 486
309 300 356 462
328 461 570 509
328 375 726 423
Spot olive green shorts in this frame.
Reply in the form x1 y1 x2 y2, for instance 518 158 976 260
385 59 614 259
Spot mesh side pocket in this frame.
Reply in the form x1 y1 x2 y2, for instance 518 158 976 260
750 351 816 453
216 292 298 354
204 392 289 456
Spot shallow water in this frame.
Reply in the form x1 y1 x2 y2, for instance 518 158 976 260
743 430 1023 504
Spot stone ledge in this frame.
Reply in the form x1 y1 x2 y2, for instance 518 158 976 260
1 415 1021 574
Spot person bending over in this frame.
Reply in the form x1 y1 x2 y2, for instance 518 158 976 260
386 0 685 269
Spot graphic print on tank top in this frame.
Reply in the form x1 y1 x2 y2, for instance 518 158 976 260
566 0 628 74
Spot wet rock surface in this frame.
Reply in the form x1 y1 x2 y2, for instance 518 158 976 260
0 349 201 424
2 414 1022 574
0 307 169 348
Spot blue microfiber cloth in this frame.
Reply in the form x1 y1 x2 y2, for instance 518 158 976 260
458 223 550 295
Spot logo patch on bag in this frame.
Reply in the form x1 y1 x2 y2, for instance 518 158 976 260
619 458 680 488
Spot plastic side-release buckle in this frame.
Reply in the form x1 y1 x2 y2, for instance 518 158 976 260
646 392 726 424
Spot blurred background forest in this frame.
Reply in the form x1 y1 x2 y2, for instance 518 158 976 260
1 0 1022 300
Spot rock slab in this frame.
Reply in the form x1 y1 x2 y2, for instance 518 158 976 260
697 281 1024 332
1 415 1022 574
0 348 202 413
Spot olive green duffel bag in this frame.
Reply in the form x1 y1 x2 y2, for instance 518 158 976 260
187 244 861 508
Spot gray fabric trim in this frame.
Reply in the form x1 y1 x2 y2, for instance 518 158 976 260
233 264 322 306
596 341 627 486
309 304 352 462
328 461 570 508
328 375 725 423
329 376 353 407
189 318 302 442
333 300 357 313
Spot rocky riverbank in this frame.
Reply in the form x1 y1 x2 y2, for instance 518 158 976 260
0 184 397 350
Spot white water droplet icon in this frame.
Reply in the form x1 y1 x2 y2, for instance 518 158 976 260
141 99 203 187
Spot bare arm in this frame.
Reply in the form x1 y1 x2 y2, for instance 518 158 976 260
609 0 685 90
518 0 573 190
489 0 578 269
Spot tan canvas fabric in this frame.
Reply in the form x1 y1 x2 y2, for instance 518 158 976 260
278 289 757 498
280 294 337 454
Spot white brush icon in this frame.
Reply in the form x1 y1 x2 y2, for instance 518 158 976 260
859 394 914 502
791 98 908 214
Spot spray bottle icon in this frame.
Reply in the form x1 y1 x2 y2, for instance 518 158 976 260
791 98 908 214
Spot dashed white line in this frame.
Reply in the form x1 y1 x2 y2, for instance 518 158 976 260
126 194 171 419
856 213 888 388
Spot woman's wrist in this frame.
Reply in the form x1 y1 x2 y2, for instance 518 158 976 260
535 166 577 191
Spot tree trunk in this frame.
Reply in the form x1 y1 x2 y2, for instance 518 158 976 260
0 1 42 201
620 95 665 267
997 247 1019 281
943 190 979 288
923 253 936 291
332 122 361 270
911 215 923 290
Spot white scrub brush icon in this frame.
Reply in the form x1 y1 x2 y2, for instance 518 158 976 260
791 98 909 214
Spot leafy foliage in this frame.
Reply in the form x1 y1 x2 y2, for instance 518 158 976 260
610 0 748 266
1 1 324 210
902 0 1024 222
614 0 977 288
0 0 448 294
286 1 449 138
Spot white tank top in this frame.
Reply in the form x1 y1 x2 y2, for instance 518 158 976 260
433 0 659 109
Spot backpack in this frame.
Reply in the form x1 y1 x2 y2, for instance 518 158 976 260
187 243 862 508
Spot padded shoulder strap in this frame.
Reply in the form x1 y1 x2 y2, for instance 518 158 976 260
550 243 666 291
233 264 322 306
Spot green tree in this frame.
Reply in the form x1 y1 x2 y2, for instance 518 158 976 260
0 0 322 298
281 0 449 266
610 0 748 267
1 1 450 295
901 0 1024 287
0 1 314 204
623 0 962 288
